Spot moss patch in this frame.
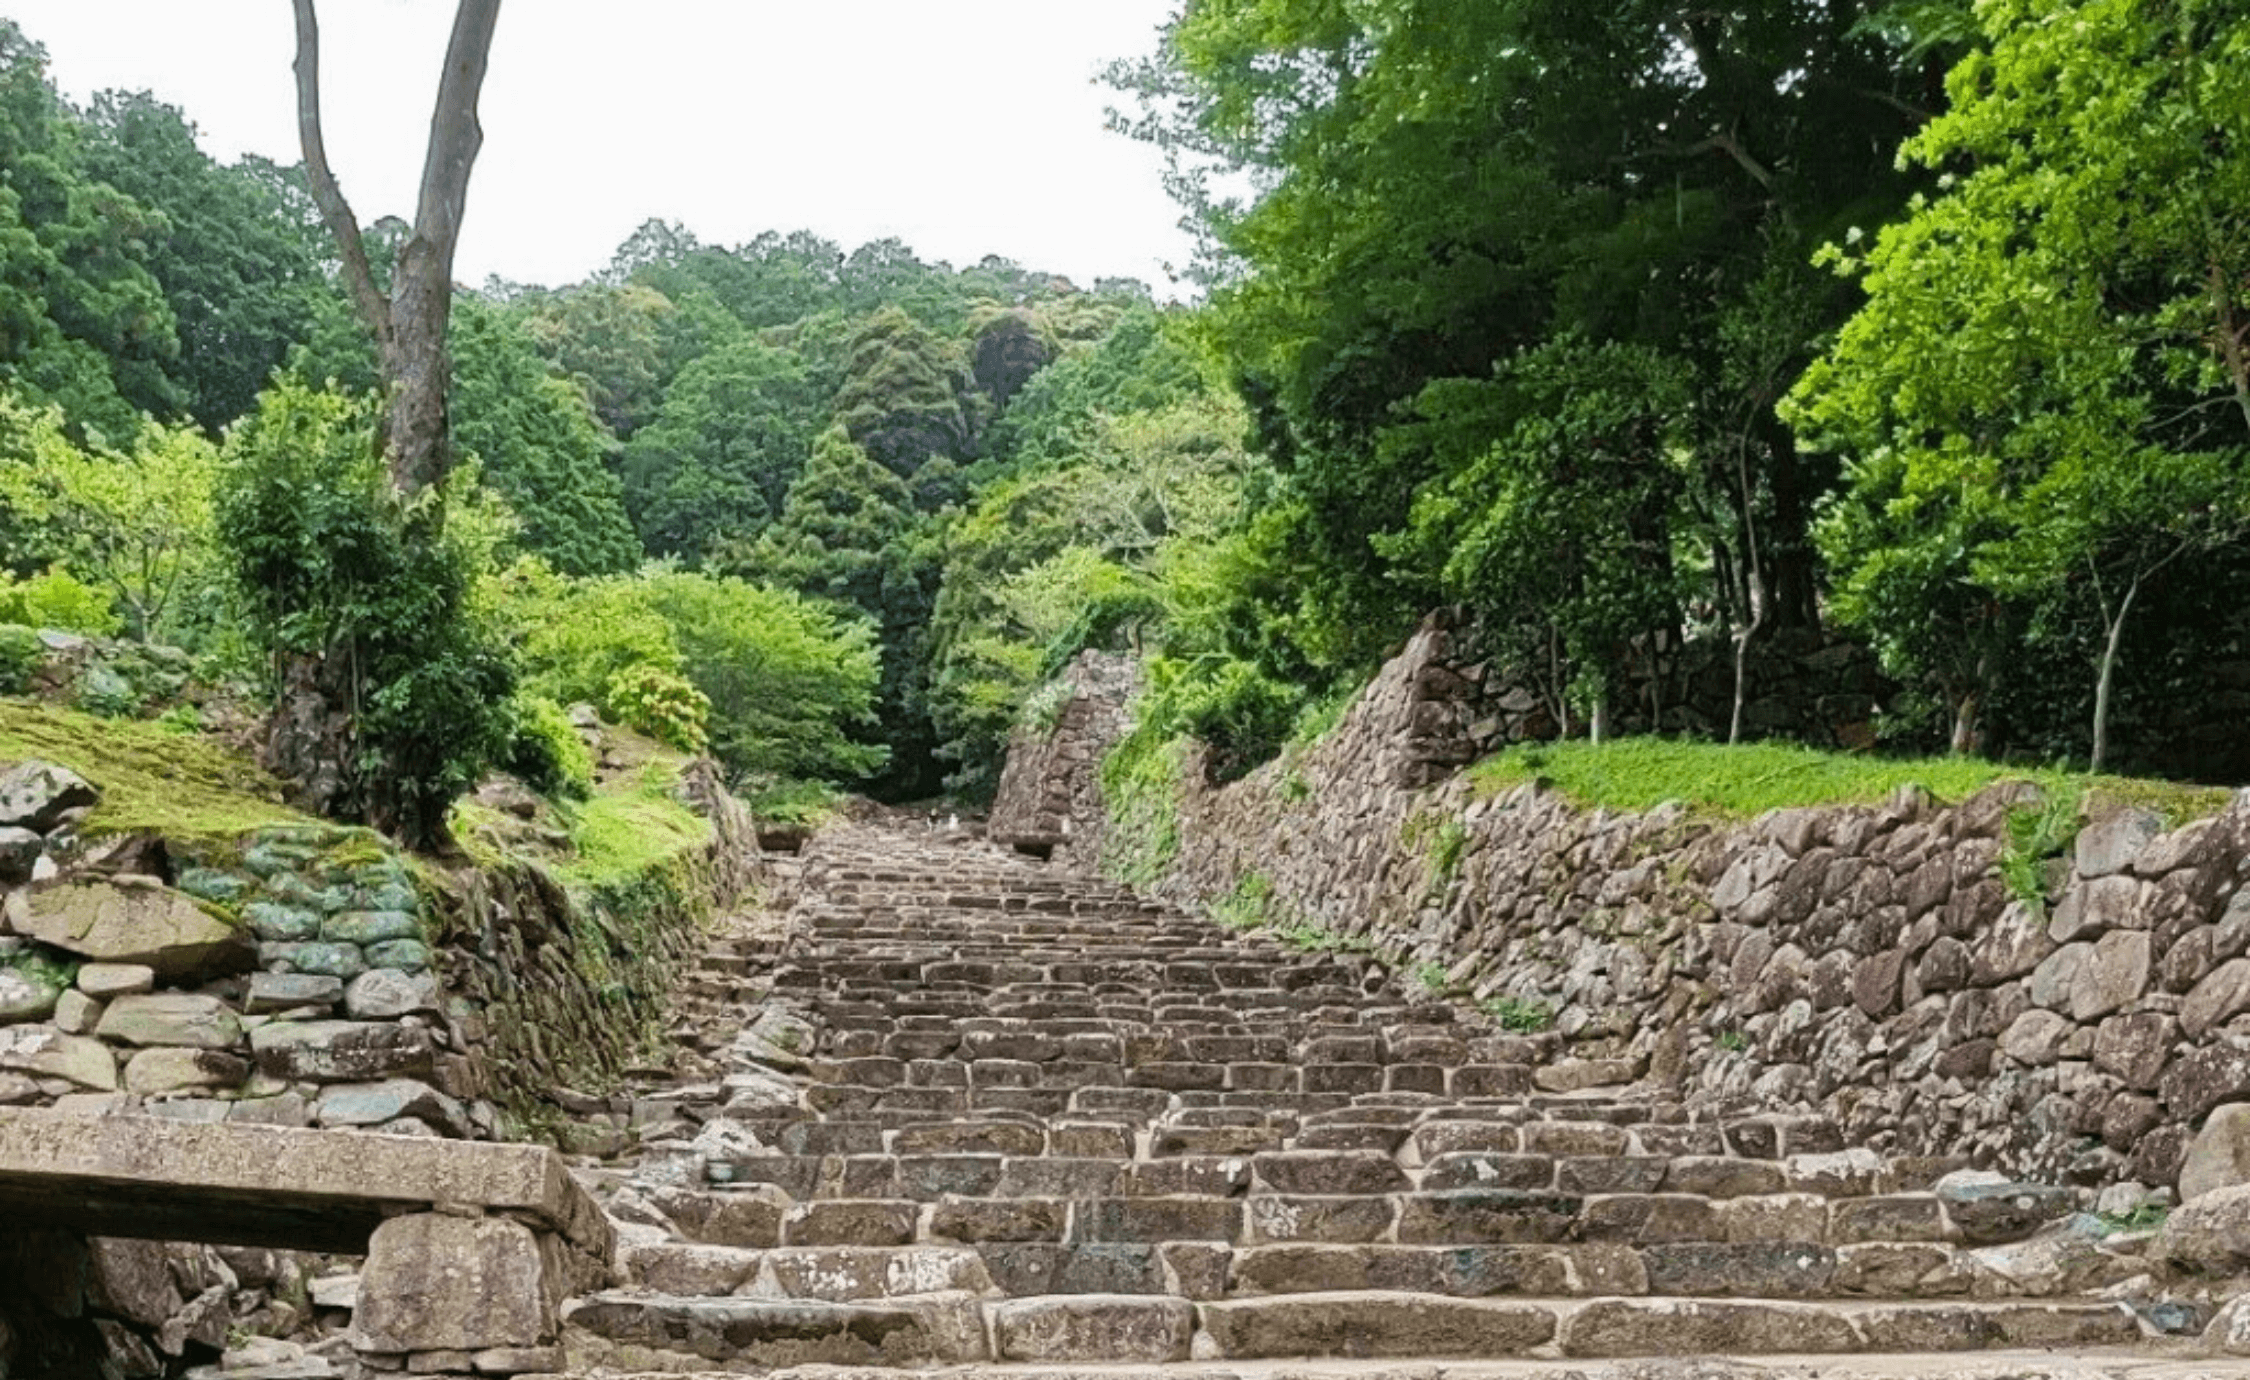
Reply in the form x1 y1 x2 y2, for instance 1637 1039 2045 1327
0 700 312 844
1470 736 2233 825
556 757 713 889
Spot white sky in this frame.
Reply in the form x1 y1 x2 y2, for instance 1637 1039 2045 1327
4 1 1196 296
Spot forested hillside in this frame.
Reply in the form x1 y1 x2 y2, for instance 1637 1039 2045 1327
3 0 2248 852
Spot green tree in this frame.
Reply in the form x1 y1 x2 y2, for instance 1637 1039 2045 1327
620 337 820 560
0 394 220 642
217 381 515 847
736 425 942 793
1109 0 1934 691
1790 0 2250 769
833 306 977 480
1383 338 1693 737
0 21 181 440
448 298 640 575
74 91 325 431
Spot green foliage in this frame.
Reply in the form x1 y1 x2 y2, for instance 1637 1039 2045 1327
74 92 326 431
0 393 220 641
504 562 884 784
1411 960 1450 993
504 694 594 800
448 299 640 576
1715 1029 1749 1053
1137 653 1303 784
1480 995 1556 1034
555 759 712 889
216 381 516 848
1209 870 1277 931
602 664 711 756
1469 736 2231 824
740 776 841 827
1790 0 2250 769
0 568 119 636
1428 819 1469 887
0 624 38 692
1999 788 2081 912
0 22 182 441
1098 725 1188 886
1381 339 1693 719
619 337 821 562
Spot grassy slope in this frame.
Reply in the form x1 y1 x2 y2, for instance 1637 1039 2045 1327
1469 736 2234 825
0 700 312 844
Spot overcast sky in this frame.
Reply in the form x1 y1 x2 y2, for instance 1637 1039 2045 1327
5 1 1196 295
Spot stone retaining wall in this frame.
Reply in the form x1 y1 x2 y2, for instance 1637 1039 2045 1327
0 752 761 1148
995 621 2250 1200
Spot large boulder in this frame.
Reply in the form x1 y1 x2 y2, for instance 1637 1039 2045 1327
0 761 99 833
13 880 254 982
2181 1104 2250 1203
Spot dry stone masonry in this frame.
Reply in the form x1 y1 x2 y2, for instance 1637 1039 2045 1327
541 822 2243 1375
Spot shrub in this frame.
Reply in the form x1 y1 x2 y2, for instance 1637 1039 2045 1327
505 694 594 799
217 381 517 849
0 625 40 694
603 664 711 756
0 568 121 636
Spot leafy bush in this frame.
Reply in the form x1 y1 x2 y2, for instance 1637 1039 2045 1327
1140 654 1304 783
603 664 711 756
1480 995 1556 1033
0 568 121 636
1099 724 1187 886
505 693 594 799
217 381 517 849
2000 788 2081 912
505 563 883 785
0 625 39 693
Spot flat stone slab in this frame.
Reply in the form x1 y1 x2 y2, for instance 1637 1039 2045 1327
0 1106 609 1256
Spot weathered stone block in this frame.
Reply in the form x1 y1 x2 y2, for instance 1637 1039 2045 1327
354 1214 556 1354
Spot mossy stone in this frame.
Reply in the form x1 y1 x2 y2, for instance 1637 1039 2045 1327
242 840 320 878
364 939 431 974
242 902 322 943
322 911 420 945
356 882 420 915
265 873 353 914
177 868 251 905
260 942 368 981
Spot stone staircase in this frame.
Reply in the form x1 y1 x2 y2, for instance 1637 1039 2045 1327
555 824 2201 1377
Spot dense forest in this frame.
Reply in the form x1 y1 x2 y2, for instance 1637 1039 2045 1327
2 0 2248 849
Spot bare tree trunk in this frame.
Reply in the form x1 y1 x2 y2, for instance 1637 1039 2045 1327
2091 575 2142 775
293 0 502 496
278 0 503 834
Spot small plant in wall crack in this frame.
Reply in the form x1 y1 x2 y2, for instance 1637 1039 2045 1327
1998 786 2081 914
1715 1028 1748 1053
1479 994 1556 1033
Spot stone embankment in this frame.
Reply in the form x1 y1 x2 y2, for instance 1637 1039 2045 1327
996 627 2250 1211
0 728 761 1377
521 824 2245 1376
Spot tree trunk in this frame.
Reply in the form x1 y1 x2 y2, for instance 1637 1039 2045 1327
293 0 501 497
1757 413 1822 632
278 0 503 835
2091 575 2141 775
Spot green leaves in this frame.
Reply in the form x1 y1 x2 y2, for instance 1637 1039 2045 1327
1793 0 2250 764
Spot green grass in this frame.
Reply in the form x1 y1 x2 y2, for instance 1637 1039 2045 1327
555 757 713 887
0 700 312 844
1469 736 2233 825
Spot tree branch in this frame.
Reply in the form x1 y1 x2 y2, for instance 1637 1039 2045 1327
408 0 502 299
291 0 389 347
1683 132 1774 190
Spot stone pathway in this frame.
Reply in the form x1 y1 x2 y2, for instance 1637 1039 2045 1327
546 823 2207 1377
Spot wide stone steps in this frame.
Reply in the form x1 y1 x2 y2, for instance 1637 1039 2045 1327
560 1290 2149 1369
579 825 2189 1373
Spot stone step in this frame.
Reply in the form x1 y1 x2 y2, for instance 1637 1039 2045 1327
616 1230 2144 1302
563 1290 2148 1367
535 1355 2220 1380
650 1174 2082 1254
